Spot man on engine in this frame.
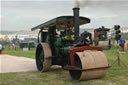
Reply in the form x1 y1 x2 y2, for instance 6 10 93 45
80 31 93 46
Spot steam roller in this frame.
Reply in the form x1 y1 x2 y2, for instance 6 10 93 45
31 8 110 81
94 27 111 50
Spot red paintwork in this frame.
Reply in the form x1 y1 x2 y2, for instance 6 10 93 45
94 29 100 38
70 46 103 66
0 53 6 55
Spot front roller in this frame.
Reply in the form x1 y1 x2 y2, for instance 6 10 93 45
69 51 109 81
36 43 52 72
98 40 111 50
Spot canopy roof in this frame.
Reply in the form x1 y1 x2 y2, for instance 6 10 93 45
31 16 90 31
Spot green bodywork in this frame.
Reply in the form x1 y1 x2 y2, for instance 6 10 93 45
28 42 36 48
19 42 35 49
19 42 29 48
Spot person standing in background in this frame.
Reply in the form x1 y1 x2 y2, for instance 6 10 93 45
119 36 126 51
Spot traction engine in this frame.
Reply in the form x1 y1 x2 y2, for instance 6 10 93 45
31 8 110 80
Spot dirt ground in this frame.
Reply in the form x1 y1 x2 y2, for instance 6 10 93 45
0 54 37 73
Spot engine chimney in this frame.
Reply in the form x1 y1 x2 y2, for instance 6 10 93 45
73 8 80 42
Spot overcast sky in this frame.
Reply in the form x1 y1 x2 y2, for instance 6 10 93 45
1 0 128 31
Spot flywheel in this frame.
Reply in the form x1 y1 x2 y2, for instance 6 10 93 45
36 43 52 72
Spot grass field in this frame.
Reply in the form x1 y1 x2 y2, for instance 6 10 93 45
3 48 36 59
1 46 128 85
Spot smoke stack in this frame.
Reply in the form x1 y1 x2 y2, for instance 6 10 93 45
73 7 80 42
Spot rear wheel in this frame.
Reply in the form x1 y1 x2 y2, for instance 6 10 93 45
36 43 52 72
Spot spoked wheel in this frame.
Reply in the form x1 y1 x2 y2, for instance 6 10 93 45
36 43 52 72
69 51 109 81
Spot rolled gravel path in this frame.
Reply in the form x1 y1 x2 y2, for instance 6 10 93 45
0 54 37 73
